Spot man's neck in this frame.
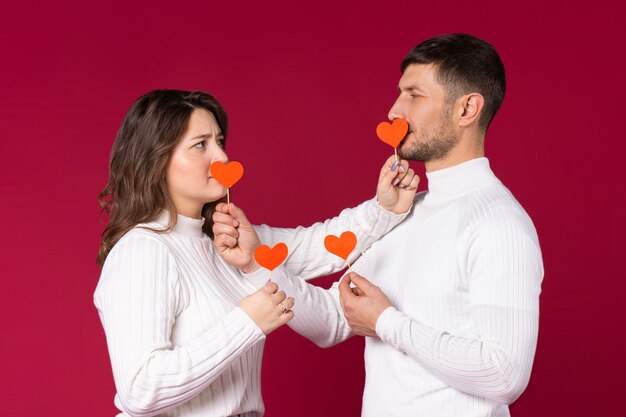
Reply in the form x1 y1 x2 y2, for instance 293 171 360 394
425 133 485 173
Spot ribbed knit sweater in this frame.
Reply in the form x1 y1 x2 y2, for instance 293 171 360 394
94 198 406 417
248 157 544 417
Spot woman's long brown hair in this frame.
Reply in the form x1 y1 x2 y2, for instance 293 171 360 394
97 90 228 267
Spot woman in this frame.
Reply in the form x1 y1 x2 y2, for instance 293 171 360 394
94 89 417 417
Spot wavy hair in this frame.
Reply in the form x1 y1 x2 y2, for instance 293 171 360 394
97 90 228 267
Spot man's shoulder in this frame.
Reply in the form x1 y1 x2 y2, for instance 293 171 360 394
463 181 539 239
469 180 527 214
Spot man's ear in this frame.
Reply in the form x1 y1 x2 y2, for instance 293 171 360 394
458 93 484 128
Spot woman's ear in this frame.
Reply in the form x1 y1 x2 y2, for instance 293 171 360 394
458 93 484 128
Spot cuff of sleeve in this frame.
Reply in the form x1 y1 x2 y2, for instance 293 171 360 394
252 266 295 295
375 306 437 358
232 306 266 340
372 195 413 219
242 266 271 289
375 306 403 340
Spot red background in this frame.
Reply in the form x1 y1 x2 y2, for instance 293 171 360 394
1 1 624 416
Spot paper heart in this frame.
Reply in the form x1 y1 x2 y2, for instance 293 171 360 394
210 161 244 188
376 119 409 148
324 231 357 261
254 243 288 271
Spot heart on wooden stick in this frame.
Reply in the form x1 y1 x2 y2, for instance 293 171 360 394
376 118 408 148
210 161 244 189
254 243 288 271
324 231 357 261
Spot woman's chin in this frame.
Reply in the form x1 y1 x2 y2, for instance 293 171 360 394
205 189 228 204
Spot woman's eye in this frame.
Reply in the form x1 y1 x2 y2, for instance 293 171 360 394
217 139 225 148
193 140 206 149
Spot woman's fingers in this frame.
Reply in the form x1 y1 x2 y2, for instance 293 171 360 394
398 168 417 189
391 160 410 186
272 290 287 303
283 296 295 310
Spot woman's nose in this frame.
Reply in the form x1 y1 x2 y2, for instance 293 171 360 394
211 145 229 164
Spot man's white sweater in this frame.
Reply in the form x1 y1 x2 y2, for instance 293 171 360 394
249 157 544 417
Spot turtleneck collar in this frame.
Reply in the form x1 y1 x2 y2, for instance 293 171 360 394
423 157 499 205
149 211 206 239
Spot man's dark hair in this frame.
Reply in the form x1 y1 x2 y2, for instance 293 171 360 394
401 33 506 131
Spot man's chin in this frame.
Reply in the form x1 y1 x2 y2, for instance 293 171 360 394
398 143 424 162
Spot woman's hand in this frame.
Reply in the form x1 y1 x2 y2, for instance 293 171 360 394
239 281 295 334
212 203 261 274
376 155 420 214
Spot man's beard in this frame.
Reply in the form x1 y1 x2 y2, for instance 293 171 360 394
398 107 457 162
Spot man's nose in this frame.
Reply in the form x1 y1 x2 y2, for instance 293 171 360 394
387 98 403 121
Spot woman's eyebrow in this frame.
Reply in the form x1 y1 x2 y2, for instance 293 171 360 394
188 133 212 141
187 132 224 141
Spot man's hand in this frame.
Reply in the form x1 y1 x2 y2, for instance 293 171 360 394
212 203 261 274
338 272 392 336
377 155 419 214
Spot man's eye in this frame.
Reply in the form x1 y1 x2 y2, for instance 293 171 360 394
193 140 206 148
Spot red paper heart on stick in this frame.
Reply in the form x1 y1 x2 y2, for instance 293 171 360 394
324 231 357 261
376 119 408 148
210 161 244 188
254 243 288 271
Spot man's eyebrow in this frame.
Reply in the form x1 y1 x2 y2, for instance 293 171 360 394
398 85 425 93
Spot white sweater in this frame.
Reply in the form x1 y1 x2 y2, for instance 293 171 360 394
248 158 544 417
94 198 407 417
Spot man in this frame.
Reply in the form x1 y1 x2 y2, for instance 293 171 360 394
214 33 543 416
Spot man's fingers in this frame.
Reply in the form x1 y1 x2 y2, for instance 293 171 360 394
352 287 365 296
215 202 230 214
347 272 375 293
228 203 251 225
213 222 239 239
212 211 238 227
217 233 238 249
339 273 356 299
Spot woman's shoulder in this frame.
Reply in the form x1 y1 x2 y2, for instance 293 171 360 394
120 225 169 245
105 226 174 266
95 227 181 309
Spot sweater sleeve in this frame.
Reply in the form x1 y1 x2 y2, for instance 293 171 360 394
375 213 543 405
244 265 354 348
252 197 409 281
94 234 265 417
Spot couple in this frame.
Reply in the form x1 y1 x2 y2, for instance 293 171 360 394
94 34 543 417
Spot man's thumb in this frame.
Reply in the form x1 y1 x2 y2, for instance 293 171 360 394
229 203 251 225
